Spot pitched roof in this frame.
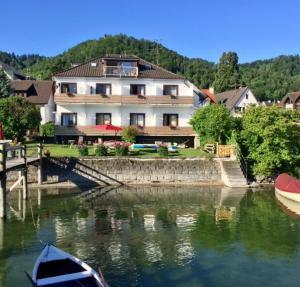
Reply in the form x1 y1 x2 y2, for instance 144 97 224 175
281 91 300 105
201 89 217 103
0 62 26 80
215 87 248 110
11 80 54 104
54 55 185 80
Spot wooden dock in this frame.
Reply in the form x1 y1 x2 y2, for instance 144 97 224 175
0 143 43 219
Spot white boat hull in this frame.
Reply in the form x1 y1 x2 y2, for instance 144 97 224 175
275 187 300 203
275 192 300 217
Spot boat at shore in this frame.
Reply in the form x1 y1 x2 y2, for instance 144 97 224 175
275 173 300 203
275 191 300 220
26 243 108 287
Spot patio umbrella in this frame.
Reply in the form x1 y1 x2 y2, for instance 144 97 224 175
95 124 123 132
94 124 123 141
0 124 3 140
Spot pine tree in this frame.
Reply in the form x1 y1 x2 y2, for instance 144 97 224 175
213 52 241 93
0 68 12 98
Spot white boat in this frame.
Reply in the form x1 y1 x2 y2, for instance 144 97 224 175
27 243 108 287
275 173 300 203
275 191 300 220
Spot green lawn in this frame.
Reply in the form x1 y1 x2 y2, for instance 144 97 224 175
25 143 208 158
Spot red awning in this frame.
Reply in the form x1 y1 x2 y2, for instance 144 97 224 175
94 124 123 132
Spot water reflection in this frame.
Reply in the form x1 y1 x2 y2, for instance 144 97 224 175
2 186 300 286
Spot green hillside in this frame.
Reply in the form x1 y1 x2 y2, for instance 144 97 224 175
1 34 300 101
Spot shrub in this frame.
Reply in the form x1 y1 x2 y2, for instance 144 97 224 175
78 145 88 156
121 126 138 143
114 142 129 156
40 121 55 137
157 145 168 157
241 106 300 176
190 104 235 146
95 144 108 156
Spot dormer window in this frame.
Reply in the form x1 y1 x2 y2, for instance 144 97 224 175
96 83 111 95
130 84 145 96
163 85 178 97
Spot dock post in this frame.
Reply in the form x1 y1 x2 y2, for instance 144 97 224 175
0 143 7 219
22 145 28 200
22 168 28 200
37 143 43 185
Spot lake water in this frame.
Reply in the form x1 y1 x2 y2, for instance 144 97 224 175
1 185 300 287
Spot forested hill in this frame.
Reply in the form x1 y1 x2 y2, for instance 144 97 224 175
1 34 300 101
0 51 45 71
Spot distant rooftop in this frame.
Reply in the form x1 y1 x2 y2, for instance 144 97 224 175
0 62 26 80
11 80 54 104
215 87 248 110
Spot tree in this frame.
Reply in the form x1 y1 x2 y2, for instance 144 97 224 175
0 96 41 142
0 68 12 98
240 105 300 177
121 126 138 143
40 121 55 137
190 104 235 145
213 52 241 93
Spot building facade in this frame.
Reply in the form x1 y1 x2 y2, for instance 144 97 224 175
53 55 204 145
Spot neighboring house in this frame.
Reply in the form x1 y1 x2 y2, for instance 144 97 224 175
215 87 258 116
53 54 204 145
281 91 300 110
10 80 55 124
0 62 26 80
201 88 217 105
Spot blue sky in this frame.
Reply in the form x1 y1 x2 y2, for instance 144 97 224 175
1 0 300 63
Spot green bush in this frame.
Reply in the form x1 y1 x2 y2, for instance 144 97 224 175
78 145 88 156
40 121 55 137
241 106 300 176
115 143 129 156
157 145 168 157
95 144 108 156
121 126 138 143
190 104 235 146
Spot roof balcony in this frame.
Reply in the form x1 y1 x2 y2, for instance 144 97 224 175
103 65 138 78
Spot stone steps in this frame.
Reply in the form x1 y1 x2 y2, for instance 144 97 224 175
220 160 248 187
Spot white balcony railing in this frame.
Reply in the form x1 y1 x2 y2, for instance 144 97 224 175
103 66 138 77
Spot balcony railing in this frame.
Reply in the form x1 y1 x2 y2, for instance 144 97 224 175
103 66 138 77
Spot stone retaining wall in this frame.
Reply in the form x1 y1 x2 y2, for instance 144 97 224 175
7 157 223 186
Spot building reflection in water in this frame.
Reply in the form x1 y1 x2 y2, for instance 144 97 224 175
3 185 250 282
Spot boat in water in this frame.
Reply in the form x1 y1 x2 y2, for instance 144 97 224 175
275 191 300 220
275 173 300 203
27 243 108 287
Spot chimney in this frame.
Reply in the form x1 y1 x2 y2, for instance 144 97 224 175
209 86 214 94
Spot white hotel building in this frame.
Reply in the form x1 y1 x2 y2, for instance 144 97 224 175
53 55 204 146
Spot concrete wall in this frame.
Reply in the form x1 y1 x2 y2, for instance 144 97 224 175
40 93 55 124
6 157 223 186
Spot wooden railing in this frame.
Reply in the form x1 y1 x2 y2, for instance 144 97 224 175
103 66 138 77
